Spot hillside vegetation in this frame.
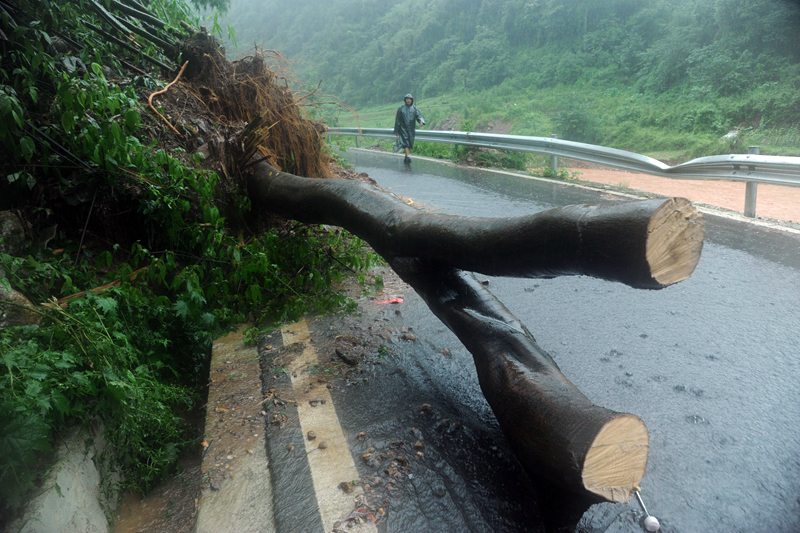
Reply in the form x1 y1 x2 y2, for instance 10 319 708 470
0 0 376 523
222 0 800 158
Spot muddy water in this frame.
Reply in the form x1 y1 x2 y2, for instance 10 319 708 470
113 325 270 533
112 455 203 533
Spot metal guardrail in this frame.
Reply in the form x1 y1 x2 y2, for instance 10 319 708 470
327 127 800 217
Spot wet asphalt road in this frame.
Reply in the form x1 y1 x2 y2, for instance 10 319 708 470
332 149 800 533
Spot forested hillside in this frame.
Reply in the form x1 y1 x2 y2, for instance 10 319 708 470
222 0 800 153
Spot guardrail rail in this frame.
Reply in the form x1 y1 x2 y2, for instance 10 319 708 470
327 127 800 218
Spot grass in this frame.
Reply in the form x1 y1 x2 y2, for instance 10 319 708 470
330 86 799 162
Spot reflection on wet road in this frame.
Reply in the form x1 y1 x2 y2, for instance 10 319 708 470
338 149 800 533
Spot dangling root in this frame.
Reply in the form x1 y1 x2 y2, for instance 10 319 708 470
148 61 189 136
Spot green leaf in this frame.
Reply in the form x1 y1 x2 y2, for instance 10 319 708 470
93 295 117 315
110 121 122 142
11 109 22 128
61 112 75 133
0 414 51 457
71 371 90 388
173 299 190 319
107 382 128 402
124 109 140 134
19 136 35 162
51 390 69 414
24 380 43 398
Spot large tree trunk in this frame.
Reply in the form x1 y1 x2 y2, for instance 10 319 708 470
246 162 705 502
389 260 649 503
248 162 704 289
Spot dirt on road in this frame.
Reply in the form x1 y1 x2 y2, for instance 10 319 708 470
567 163 800 224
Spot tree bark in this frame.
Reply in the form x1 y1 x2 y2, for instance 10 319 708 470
246 162 705 501
389 260 648 503
247 162 704 289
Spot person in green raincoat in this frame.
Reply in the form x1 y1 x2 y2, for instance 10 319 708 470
394 94 425 162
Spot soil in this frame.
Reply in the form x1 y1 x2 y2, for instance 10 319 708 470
561 159 800 225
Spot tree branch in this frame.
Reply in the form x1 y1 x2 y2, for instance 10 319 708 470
247 162 705 289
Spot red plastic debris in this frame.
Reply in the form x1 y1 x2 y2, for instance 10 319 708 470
344 506 381 524
373 297 404 304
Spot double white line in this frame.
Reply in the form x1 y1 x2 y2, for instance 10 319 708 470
282 319 378 533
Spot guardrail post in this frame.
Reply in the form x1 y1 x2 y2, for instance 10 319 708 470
551 134 559 173
744 146 760 218
355 135 359 148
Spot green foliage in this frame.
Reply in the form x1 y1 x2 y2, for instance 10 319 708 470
0 289 204 508
554 106 602 144
0 0 380 519
533 166 582 181
220 0 800 159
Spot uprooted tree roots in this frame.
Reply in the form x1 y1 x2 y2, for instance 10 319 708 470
168 33 332 181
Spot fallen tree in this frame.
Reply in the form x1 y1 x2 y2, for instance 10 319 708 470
244 160 705 502
247 162 704 290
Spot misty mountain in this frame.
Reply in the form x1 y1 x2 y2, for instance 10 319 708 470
220 0 800 118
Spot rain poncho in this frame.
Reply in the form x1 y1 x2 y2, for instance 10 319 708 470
394 94 425 149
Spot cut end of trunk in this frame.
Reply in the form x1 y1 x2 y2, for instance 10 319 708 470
646 197 705 286
582 414 649 503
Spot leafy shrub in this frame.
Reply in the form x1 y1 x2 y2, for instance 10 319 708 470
0 0 379 519
554 106 601 144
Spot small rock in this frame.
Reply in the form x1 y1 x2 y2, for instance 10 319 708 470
401 333 416 341
414 440 424 450
419 404 433 415
307 431 317 441
335 348 359 366
286 445 295 452
357 431 366 440
338 481 354 493
318 441 328 449
373 476 382 485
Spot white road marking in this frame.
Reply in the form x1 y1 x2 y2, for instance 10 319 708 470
282 319 377 533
